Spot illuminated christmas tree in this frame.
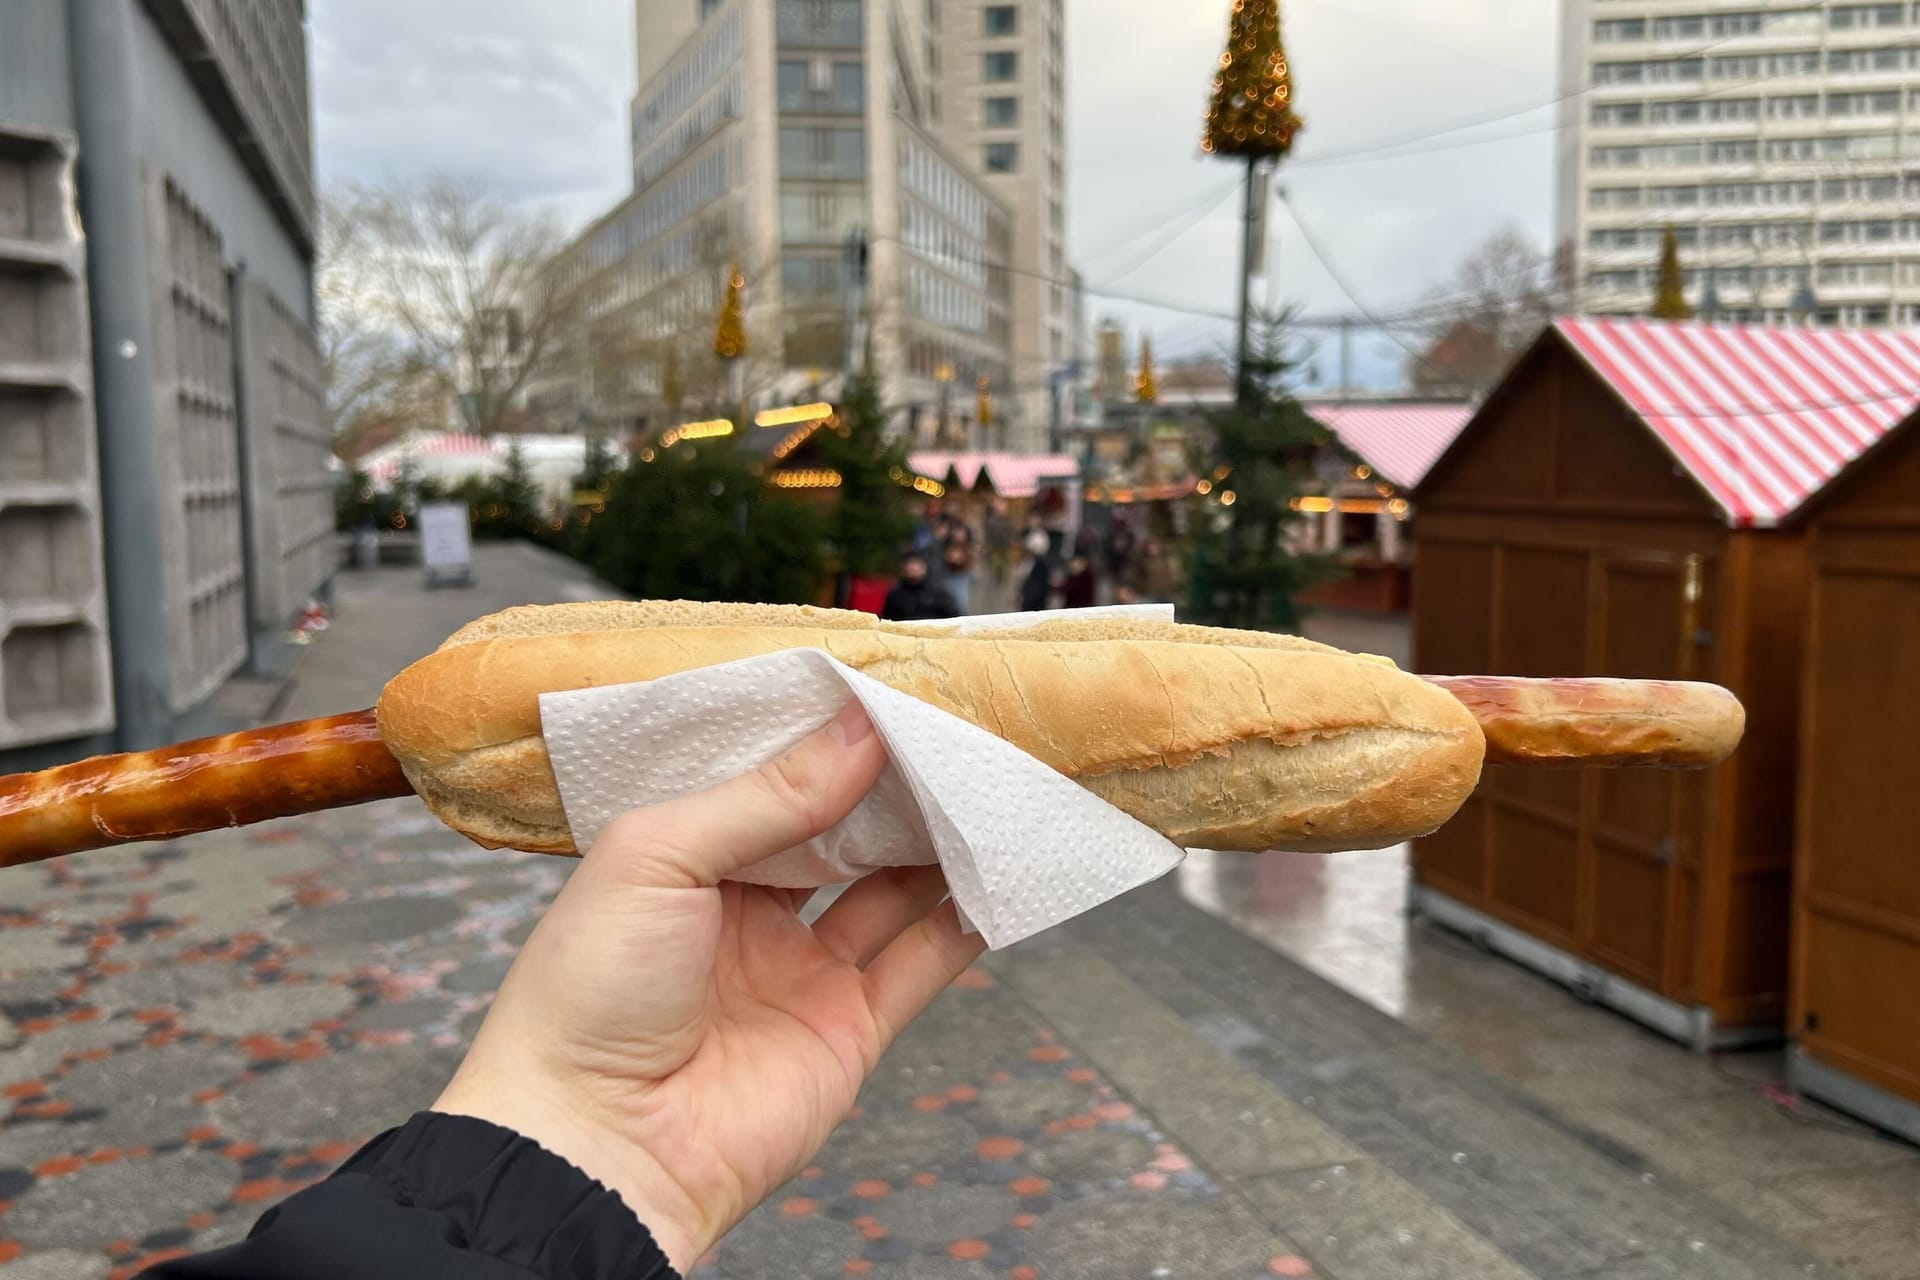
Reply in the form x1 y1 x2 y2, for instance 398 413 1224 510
1202 0 1303 159
714 262 747 360
1652 226 1692 321
1134 337 1159 404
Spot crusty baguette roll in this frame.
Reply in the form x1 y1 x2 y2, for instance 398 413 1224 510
375 623 1485 857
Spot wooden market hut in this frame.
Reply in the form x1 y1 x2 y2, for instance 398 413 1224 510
1410 317 1920 1048
1788 403 1920 1141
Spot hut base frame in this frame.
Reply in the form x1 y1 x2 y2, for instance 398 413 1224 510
1790 1050 1920 1148
1408 885 1782 1053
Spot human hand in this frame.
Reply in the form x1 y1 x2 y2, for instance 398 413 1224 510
432 703 985 1272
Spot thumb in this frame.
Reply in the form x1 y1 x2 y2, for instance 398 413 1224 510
584 701 887 890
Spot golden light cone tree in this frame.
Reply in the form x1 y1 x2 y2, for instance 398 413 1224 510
714 262 747 360
1135 337 1159 403
1202 0 1304 159
1652 226 1693 321
976 375 994 434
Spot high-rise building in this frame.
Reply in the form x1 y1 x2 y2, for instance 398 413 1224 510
1558 1 1920 326
556 0 1075 450
0 1 329 770
937 0 1071 451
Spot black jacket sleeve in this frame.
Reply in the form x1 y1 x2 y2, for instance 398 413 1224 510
147 1112 681 1280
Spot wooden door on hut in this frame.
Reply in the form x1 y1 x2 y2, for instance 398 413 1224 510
1411 318 1920 1046
1790 394 1920 1139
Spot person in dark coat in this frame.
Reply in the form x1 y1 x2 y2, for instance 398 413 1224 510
1017 551 1054 612
1060 554 1098 609
153 704 979 1279
880 553 959 621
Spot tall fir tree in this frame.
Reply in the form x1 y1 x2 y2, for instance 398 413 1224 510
576 431 616 491
1184 311 1332 631
1652 225 1693 321
497 437 543 531
812 354 915 578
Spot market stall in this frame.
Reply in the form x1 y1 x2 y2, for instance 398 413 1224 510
1411 318 1920 1048
1790 407 1920 1139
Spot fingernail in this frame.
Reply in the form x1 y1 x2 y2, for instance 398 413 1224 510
828 702 873 745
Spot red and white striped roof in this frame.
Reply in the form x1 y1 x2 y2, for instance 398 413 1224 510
359 433 501 483
1304 402 1473 490
909 452 1080 499
1555 318 1920 527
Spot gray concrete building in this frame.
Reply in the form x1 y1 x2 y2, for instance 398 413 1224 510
0 0 330 770
937 0 1071 452
1559 0 1920 325
551 0 1045 448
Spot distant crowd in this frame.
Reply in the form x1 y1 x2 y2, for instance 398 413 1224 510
881 500 1181 622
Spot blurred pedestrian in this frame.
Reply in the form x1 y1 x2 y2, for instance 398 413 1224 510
1060 554 1097 609
1017 529 1054 612
1137 538 1177 604
1105 516 1137 586
881 553 959 621
940 516 976 614
985 500 1014 585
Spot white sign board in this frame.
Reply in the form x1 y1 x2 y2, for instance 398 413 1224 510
418 503 472 583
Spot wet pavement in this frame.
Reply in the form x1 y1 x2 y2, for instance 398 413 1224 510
0 555 1889 1278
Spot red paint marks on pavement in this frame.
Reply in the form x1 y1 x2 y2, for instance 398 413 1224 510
975 1136 1023 1160
779 1197 817 1218
912 1095 947 1113
186 1127 221 1144
1012 1267 1039 1280
801 1166 824 1180
946 1085 978 1103
1092 1101 1135 1121
911 1171 938 1187
192 1087 224 1103
1027 1045 1070 1063
310 1140 358 1165
1151 1152 1191 1173
0 1242 20 1264
187 1213 216 1230
844 1261 873 1275
1012 1214 1039 1230
223 1143 259 1161
33 1156 83 1178
1269 1256 1315 1277
1009 1176 1049 1197
1065 1067 1098 1084
947 1240 991 1261
232 1179 289 1204
1063 1114 1099 1131
1128 1171 1168 1190
851 1180 891 1199
2 1081 44 1099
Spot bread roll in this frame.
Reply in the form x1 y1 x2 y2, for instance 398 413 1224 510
375 623 1485 857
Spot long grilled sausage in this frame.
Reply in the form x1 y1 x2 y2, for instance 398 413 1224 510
1425 676 1744 769
0 710 413 870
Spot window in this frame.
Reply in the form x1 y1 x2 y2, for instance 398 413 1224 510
778 126 866 178
1649 100 1702 125
700 0 723 17
1767 94 1818 119
777 0 861 47
1823 175 1900 202
833 62 863 111
984 95 1020 126
1828 90 1900 116
1818 261 1894 287
1821 219 1896 244
1589 186 1644 210
983 51 1018 81
984 142 1019 172
1830 4 1905 29
1651 14 1704 39
782 254 846 301
779 192 864 244
777 60 808 110
1704 97 1758 122
1594 18 1645 41
984 4 1018 35
1592 102 1644 127
1708 139 1757 164
1649 184 1702 206
1829 46 1909 73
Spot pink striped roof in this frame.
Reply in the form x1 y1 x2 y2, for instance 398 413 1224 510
1304 403 1473 490
1554 318 1920 527
909 452 1079 499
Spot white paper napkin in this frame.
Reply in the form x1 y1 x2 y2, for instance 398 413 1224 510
537 608 1186 949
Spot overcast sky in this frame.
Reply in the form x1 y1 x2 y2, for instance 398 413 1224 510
311 0 1560 392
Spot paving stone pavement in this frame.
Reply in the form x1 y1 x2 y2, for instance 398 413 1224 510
0 546 1855 1278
